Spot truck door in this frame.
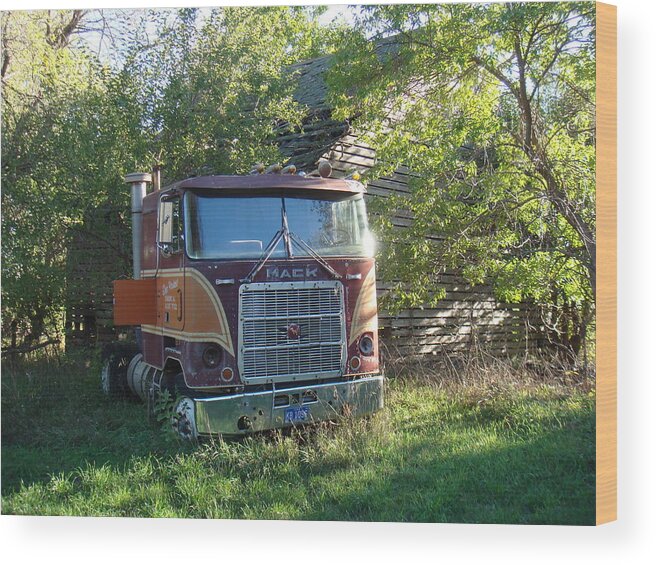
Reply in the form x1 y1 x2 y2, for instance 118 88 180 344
157 193 185 332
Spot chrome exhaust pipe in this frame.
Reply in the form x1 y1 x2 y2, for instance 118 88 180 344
124 172 151 280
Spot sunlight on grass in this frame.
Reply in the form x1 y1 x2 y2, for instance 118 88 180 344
1 352 595 524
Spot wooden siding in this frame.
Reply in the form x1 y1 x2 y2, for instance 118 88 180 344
65 208 131 348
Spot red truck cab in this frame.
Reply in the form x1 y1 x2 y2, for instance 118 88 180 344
109 171 383 439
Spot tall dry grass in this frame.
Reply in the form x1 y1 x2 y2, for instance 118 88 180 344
379 341 595 397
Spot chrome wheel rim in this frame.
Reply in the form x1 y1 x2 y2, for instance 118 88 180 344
172 397 197 441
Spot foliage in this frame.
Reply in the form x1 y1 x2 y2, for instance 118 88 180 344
122 6 333 182
2 352 595 524
2 10 149 348
327 2 596 352
1 7 333 348
2 4 598 356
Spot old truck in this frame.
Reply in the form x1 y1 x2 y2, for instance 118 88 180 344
104 164 383 439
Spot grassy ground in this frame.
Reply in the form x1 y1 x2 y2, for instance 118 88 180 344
1 350 595 524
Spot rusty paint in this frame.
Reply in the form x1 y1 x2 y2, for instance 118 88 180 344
121 177 380 389
349 265 378 346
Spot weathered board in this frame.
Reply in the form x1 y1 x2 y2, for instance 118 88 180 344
65 206 131 348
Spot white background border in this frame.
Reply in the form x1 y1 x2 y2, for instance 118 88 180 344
1 0 654 562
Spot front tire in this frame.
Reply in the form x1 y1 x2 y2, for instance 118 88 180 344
171 396 198 442
147 371 198 441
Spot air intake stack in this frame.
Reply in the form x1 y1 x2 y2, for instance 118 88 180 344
124 172 152 280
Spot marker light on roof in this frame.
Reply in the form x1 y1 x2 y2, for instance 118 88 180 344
318 160 332 178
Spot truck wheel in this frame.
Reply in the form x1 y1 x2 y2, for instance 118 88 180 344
170 373 197 441
146 369 170 424
147 371 197 441
171 396 198 442
101 344 138 398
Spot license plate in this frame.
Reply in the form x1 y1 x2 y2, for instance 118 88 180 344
284 406 310 424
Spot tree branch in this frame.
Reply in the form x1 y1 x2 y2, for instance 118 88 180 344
47 10 88 49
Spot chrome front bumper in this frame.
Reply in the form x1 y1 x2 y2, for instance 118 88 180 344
193 374 384 437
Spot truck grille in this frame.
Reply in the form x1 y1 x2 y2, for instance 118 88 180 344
239 281 345 382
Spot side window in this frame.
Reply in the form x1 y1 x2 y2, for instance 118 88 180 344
159 196 184 254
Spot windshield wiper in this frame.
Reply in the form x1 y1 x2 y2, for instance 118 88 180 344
242 197 342 283
241 228 285 283
242 202 288 283
287 231 342 280
281 197 293 258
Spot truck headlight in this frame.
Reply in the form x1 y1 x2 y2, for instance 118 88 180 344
202 345 222 368
359 334 374 356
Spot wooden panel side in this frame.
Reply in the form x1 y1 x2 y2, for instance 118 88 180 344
596 1 617 526
113 279 158 326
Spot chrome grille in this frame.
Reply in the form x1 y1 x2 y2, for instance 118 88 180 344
239 281 345 382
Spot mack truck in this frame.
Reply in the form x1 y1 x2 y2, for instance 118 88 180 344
104 163 384 439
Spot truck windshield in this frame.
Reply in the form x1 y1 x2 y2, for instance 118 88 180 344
185 192 374 259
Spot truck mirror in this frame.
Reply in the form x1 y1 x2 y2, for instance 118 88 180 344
159 200 173 244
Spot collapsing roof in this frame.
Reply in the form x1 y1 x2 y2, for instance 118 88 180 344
277 54 350 172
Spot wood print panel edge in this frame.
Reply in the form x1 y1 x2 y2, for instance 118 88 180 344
595 1 617 525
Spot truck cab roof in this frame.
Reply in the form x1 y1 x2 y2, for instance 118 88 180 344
162 174 366 195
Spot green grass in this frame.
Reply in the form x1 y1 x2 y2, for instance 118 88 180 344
1 351 595 524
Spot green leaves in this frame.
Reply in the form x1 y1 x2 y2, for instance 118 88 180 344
327 3 596 344
119 6 335 181
1 7 339 347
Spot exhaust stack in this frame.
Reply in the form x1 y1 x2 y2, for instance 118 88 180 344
152 164 161 192
124 172 152 280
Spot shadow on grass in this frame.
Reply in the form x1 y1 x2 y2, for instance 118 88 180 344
297 421 595 525
1 354 191 495
2 354 595 524
1 403 191 496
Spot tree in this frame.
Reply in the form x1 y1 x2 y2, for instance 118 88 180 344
328 2 596 357
1 7 335 349
123 6 332 183
2 10 98 348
